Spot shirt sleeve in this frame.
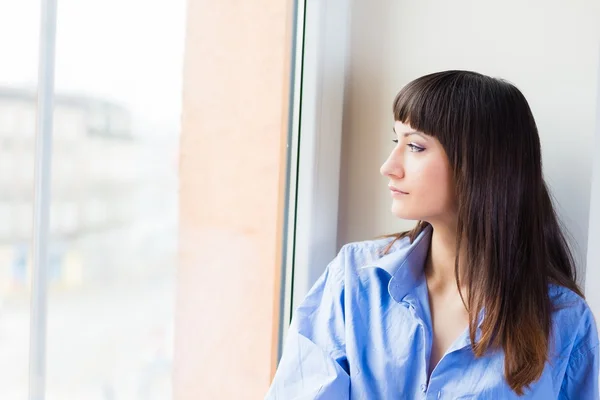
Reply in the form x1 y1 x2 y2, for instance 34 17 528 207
559 308 600 400
265 247 350 399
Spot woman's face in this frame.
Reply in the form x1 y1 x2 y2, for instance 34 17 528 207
380 121 457 223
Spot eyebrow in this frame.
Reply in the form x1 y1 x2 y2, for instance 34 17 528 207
392 127 428 140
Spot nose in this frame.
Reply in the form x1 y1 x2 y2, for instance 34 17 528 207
380 147 404 179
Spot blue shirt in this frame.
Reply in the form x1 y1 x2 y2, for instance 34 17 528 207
267 225 600 399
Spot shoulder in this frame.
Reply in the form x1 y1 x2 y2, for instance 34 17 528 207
330 235 416 288
337 236 393 262
335 235 412 270
549 285 599 359
550 285 596 333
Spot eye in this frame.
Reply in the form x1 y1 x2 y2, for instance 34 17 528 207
392 139 399 144
408 143 425 152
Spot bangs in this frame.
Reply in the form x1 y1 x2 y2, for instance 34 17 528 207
392 70 488 141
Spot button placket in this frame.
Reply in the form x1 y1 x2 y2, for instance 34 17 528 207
404 298 433 400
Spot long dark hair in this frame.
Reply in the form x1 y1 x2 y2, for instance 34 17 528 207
384 70 582 395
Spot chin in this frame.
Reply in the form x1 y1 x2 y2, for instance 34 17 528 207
390 204 421 221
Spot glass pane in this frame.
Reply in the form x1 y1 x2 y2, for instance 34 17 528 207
0 1 40 398
46 0 185 398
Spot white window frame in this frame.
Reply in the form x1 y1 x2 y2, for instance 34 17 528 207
29 0 58 399
278 0 352 353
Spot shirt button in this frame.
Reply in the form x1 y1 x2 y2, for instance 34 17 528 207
420 384 426 392
437 391 442 399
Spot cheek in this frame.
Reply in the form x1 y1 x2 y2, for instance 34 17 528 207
414 160 454 204
390 159 455 220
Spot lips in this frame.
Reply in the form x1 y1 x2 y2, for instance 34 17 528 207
388 185 409 195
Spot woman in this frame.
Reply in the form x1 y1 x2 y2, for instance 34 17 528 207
266 70 599 399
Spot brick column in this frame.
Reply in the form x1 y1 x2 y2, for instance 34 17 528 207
174 1 294 398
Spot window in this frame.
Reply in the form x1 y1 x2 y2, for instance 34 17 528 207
0 0 185 398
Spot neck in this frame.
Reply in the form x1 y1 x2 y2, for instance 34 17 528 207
425 220 466 294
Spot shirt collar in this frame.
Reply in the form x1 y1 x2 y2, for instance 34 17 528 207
361 224 433 303
361 224 486 349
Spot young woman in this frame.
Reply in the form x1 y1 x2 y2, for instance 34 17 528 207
266 70 599 399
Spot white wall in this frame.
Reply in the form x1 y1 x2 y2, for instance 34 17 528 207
585 45 600 315
338 0 600 285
